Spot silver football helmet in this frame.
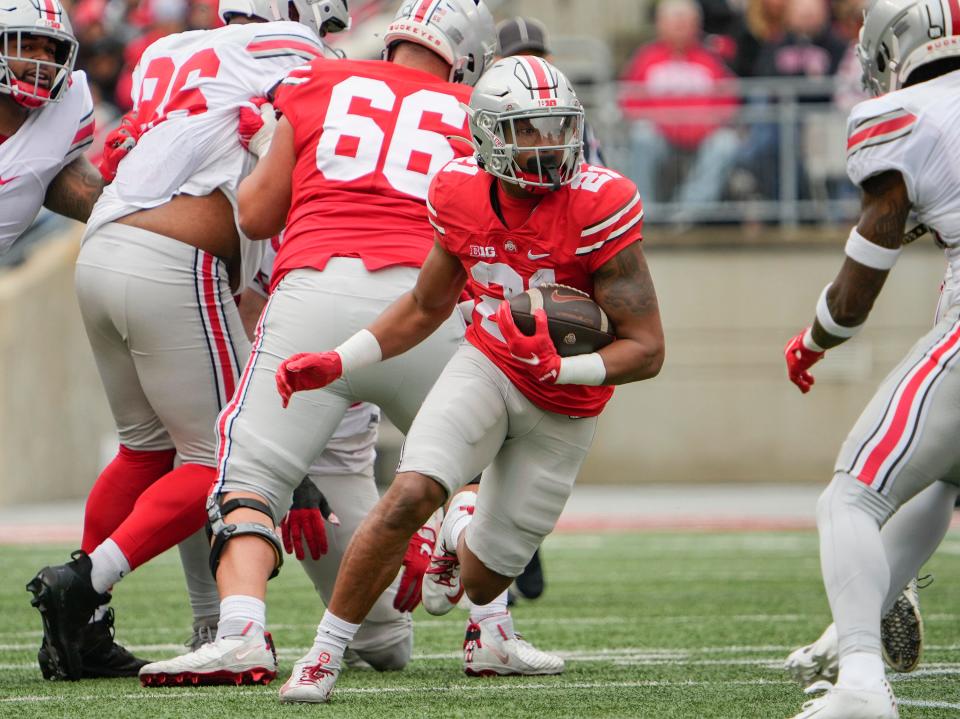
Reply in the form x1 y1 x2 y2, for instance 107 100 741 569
290 0 350 37
218 0 289 23
0 0 77 108
467 56 584 190
219 0 349 36
384 0 496 86
858 0 960 95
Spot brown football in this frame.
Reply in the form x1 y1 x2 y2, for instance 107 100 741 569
509 283 615 357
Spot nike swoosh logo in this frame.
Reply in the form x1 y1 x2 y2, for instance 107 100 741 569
236 646 261 661
418 542 432 557
446 585 465 604
513 353 541 366
527 251 550 260
488 642 511 664
0 176 19 186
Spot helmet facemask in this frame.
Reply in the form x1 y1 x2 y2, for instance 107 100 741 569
470 106 584 192
0 28 77 108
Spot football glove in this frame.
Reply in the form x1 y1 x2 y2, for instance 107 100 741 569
784 328 825 394
280 477 340 561
393 515 439 612
98 111 140 182
276 351 343 408
495 301 561 384
238 97 276 158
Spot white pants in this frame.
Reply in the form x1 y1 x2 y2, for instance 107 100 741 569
398 344 597 577
76 223 247 465
835 303 960 507
214 258 466 521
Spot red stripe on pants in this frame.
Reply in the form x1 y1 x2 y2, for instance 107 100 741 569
858 321 960 484
201 253 237 403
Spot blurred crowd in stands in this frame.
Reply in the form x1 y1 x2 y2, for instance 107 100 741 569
620 0 867 216
60 0 868 223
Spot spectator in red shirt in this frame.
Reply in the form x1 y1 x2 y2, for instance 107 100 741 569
619 0 739 211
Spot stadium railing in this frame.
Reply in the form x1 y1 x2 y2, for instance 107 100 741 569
581 75 861 228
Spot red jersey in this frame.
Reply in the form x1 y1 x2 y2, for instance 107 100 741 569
271 59 473 291
428 158 644 417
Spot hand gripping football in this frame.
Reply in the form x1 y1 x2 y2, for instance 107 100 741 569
508 283 615 357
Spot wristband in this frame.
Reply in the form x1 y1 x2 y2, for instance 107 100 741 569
556 352 607 386
802 327 825 353
845 226 901 270
249 133 272 159
816 284 863 339
335 329 382 373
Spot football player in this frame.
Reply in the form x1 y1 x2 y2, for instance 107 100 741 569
26 0 346 681
136 0 503 695
0 0 102 253
174 238 416 672
272 55 664 702
782 1 960 716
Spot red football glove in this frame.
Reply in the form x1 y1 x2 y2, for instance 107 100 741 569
494 301 561 384
238 97 276 157
784 328 825 394
276 352 343 408
393 514 439 612
98 111 140 182
280 477 340 561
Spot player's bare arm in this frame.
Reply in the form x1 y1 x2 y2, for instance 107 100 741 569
42 155 103 223
592 241 665 384
367 240 467 359
237 116 295 240
810 170 911 350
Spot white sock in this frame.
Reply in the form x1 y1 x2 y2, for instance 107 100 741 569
215 595 266 641
89 539 131 593
310 611 360 667
470 590 509 622
443 491 477 551
91 604 110 623
837 651 885 690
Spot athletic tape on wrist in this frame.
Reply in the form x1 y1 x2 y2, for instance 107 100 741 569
336 329 382 373
816 284 863 339
845 226 901 270
801 327 825 353
556 352 607 386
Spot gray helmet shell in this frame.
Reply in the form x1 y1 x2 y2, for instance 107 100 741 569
859 0 960 95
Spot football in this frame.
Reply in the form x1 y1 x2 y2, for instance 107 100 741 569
509 283 615 357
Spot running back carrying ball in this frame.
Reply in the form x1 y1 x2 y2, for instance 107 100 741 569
508 283 615 357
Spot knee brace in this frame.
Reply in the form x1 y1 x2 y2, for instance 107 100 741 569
206 494 283 580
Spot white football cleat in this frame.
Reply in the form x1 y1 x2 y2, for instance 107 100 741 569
139 630 277 686
279 649 341 703
463 613 564 677
881 578 923 673
789 679 898 719
421 511 464 616
785 623 839 686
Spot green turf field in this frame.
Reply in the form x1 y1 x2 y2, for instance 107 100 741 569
1 531 958 718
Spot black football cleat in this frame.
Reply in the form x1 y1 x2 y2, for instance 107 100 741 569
78 608 150 678
514 549 545 600
27 550 112 680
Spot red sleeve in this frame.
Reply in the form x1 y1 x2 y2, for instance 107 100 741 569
426 171 448 249
576 176 644 273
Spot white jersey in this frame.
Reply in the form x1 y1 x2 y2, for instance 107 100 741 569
249 232 381 475
0 71 94 253
846 70 960 310
85 21 333 291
